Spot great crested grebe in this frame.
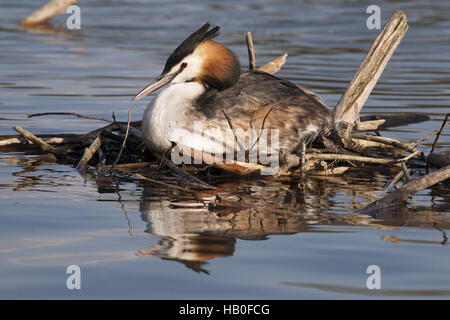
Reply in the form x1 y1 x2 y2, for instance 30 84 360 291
133 23 334 167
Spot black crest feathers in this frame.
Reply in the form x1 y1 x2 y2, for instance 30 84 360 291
162 23 220 74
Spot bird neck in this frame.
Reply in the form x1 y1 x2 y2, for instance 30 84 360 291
156 82 206 111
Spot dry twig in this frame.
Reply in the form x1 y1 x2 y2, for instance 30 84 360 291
13 126 57 153
246 32 256 70
28 112 113 123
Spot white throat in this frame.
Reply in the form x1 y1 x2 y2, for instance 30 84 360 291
141 82 206 153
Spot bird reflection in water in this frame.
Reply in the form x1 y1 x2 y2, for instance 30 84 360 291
136 178 332 274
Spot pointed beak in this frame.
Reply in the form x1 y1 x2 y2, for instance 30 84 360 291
131 73 173 102
132 63 187 102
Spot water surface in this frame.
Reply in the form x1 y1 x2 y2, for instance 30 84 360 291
0 0 449 299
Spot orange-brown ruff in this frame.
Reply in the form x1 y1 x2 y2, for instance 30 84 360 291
133 23 334 160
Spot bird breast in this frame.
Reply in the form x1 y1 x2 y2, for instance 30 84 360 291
141 82 207 154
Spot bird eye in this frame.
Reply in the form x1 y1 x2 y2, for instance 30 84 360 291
180 62 188 69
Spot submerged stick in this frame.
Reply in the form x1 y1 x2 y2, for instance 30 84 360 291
246 32 256 70
162 159 216 190
135 173 196 194
104 162 155 171
13 126 57 153
359 164 450 213
21 0 78 26
334 10 409 124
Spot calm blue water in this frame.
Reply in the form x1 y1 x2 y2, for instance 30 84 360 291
0 0 449 299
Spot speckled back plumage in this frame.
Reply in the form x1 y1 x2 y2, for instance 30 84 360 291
194 70 333 153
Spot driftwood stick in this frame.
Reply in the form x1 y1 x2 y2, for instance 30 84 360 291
258 54 288 74
76 137 101 177
334 10 408 124
359 164 450 213
13 126 57 153
351 133 415 152
28 112 113 123
306 150 420 165
246 32 256 70
0 137 23 147
20 0 78 26
354 119 386 131
45 137 72 144
351 138 391 150
0 133 84 147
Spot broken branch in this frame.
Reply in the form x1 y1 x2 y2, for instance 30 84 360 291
359 164 450 213
334 10 409 124
13 126 57 153
76 137 101 177
258 54 288 74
